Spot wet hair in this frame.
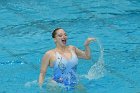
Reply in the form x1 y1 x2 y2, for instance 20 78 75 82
52 28 62 38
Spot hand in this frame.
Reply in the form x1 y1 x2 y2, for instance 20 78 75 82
38 82 43 89
84 37 96 46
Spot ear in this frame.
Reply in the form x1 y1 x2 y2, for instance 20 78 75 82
53 38 56 43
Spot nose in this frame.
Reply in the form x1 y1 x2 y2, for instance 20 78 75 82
63 35 67 39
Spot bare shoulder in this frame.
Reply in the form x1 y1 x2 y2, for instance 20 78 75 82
68 45 76 51
44 49 56 58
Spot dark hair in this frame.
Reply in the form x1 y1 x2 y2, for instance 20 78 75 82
52 28 62 38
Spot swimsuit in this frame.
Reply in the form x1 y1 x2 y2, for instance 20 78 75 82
53 50 78 88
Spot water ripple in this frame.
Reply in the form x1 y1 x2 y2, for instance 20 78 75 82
0 60 25 65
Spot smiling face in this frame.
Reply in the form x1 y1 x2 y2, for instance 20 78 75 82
53 29 67 47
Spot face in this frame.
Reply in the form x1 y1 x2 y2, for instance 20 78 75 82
54 29 67 46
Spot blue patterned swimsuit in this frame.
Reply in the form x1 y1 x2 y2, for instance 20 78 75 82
53 50 78 88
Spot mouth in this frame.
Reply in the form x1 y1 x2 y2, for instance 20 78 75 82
61 39 66 45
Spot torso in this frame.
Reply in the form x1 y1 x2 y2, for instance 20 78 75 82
48 46 76 67
47 46 78 85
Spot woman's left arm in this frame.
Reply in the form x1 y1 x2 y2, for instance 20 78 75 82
74 38 96 59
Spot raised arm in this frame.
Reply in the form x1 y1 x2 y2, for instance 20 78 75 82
38 51 50 87
74 38 96 59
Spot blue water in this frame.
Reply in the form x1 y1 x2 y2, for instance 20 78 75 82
0 0 140 93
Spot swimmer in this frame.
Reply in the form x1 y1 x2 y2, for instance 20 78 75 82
38 28 96 89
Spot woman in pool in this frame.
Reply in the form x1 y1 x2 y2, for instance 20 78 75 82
38 28 96 89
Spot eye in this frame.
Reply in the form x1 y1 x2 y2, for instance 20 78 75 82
64 34 67 36
58 34 62 37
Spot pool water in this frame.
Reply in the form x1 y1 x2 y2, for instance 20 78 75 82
0 0 140 93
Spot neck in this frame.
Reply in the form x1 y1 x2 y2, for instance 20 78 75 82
56 45 67 52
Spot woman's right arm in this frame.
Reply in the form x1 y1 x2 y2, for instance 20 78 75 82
38 51 50 87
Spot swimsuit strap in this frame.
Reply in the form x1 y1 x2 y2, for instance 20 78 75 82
70 50 77 59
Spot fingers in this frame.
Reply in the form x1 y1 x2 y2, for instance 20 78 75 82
84 37 96 46
88 37 96 42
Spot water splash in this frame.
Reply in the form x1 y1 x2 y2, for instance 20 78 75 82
85 38 105 80
25 80 38 87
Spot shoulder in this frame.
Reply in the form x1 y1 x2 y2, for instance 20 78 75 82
68 45 77 52
68 45 75 49
44 49 56 58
